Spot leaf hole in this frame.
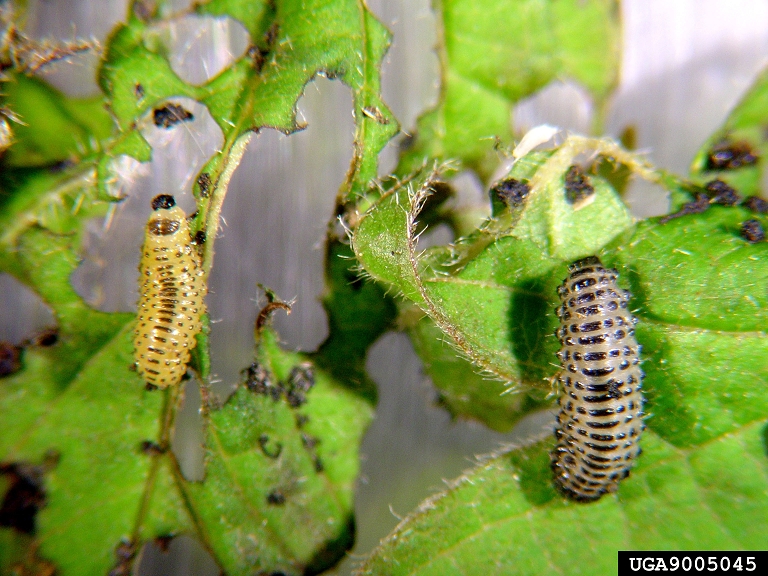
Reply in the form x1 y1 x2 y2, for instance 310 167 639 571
158 14 251 86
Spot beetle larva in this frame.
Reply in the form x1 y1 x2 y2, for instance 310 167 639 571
133 195 205 388
551 256 644 501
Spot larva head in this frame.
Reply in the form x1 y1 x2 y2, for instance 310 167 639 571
147 195 186 238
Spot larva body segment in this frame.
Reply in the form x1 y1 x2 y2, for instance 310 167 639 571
133 196 205 388
551 256 644 501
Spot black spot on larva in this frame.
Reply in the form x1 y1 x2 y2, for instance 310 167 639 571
151 195 176 211
704 179 741 206
551 256 644 502
153 103 194 129
0 341 21 377
197 172 212 198
564 165 595 205
706 139 759 170
193 230 206 246
490 178 530 208
740 219 766 243
744 196 768 214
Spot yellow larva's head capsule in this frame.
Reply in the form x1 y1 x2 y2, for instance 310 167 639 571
147 195 187 238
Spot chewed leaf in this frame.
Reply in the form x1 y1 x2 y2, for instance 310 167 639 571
353 137 650 388
690 68 768 197
2 1 397 573
183 328 373 575
398 0 621 178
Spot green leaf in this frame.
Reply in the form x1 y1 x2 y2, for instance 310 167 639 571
399 0 621 179
0 73 113 168
407 314 548 433
313 239 397 403
100 0 397 204
690 67 768 197
3 0 397 572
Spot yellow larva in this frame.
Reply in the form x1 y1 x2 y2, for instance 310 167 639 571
133 195 205 388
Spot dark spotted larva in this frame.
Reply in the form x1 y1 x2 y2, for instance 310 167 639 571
133 195 205 388
551 256 644 501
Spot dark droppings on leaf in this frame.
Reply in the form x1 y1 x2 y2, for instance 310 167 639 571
706 139 759 170
399 132 415 151
0 461 48 534
154 535 174 552
313 456 325 473
0 341 21 377
153 103 194 129
740 219 766 243
196 172 212 198
134 83 144 99
258 434 283 459
659 192 711 224
744 196 768 213
490 177 530 208
32 327 58 347
301 433 319 451
266 489 286 506
139 440 166 456
109 539 137 576
265 21 280 47
285 363 315 408
704 179 741 206
295 414 309 428
133 0 157 21
244 361 283 401
564 165 595 204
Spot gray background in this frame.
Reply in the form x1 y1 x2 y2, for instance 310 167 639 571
2 0 768 573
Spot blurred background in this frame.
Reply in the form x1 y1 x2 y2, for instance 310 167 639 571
2 0 768 573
